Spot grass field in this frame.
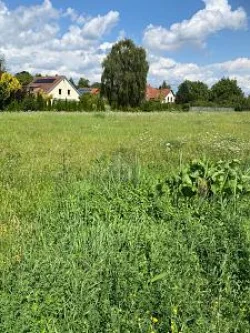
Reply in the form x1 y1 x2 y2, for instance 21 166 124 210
1 112 250 332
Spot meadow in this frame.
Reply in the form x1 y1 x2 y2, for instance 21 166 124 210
1 112 250 332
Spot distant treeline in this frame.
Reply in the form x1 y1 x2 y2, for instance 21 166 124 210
175 78 250 111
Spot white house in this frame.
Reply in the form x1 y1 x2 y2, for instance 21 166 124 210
146 85 176 103
28 75 80 101
163 90 175 103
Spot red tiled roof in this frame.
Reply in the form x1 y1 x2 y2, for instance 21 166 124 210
146 85 172 101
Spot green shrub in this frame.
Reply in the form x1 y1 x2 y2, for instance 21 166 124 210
181 103 190 112
5 100 21 112
163 158 250 199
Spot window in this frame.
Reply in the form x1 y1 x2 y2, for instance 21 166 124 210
68 90 71 96
59 89 62 95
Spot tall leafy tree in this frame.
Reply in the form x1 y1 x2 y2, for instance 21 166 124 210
210 78 244 105
15 71 33 86
77 77 90 88
101 39 149 108
176 80 209 104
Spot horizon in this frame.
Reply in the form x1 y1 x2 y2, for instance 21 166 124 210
0 0 250 94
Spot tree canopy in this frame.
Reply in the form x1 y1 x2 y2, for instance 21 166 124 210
176 80 209 104
101 39 149 108
77 77 90 88
210 78 244 105
15 71 33 86
0 72 21 109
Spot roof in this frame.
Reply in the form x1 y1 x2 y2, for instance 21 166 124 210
28 75 80 96
146 85 173 100
28 75 63 94
78 87 100 96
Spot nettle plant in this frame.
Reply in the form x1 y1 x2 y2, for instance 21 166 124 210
165 159 250 199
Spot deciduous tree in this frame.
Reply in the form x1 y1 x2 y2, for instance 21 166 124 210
210 78 244 105
101 39 149 108
176 80 209 104
0 72 21 109
77 77 90 88
15 71 33 86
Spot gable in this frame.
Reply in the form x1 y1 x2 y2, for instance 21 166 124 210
49 78 80 100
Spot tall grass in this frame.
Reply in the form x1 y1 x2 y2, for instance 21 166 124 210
1 112 250 332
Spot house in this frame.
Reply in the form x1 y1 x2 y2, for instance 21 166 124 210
146 84 175 103
28 75 80 101
78 87 100 97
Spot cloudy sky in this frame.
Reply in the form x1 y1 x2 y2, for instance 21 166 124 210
0 0 250 93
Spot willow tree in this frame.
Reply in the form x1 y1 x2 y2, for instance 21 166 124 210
101 39 149 109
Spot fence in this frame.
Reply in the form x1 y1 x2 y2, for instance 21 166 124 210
190 106 234 112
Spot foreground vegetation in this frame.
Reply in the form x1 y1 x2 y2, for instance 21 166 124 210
1 112 250 332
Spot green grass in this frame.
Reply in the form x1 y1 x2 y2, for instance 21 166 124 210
1 112 250 332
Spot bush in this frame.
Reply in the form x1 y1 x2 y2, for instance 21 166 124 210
21 95 38 111
181 103 190 112
79 93 105 112
235 100 250 112
140 101 181 112
162 158 250 199
5 100 21 112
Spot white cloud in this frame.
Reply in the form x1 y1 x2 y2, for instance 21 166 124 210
0 0 119 82
81 11 119 40
0 0 249 93
143 0 247 51
148 55 250 94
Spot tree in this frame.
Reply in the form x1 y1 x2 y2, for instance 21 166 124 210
77 77 90 88
210 78 244 105
176 80 209 104
91 82 101 89
101 39 149 108
159 80 171 90
0 72 21 109
15 71 33 86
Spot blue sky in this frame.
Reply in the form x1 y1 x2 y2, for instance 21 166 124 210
0 0 250 93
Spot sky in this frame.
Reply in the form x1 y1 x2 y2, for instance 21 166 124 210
0 0 250 93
